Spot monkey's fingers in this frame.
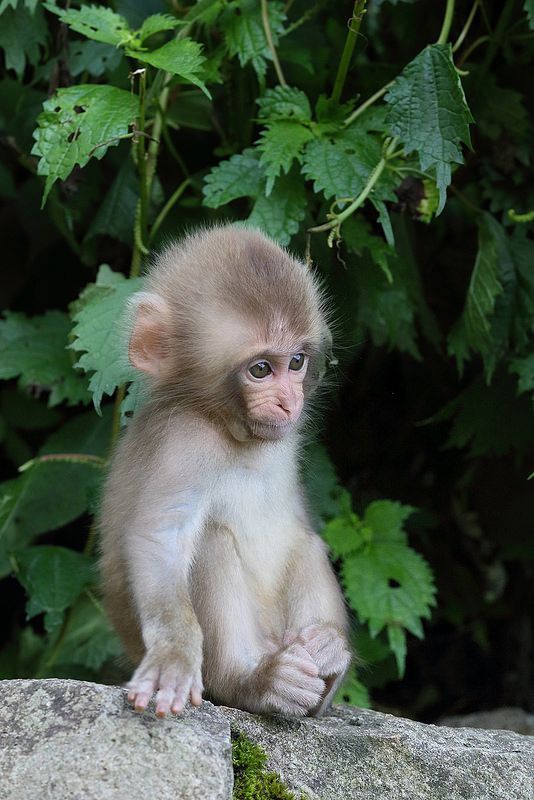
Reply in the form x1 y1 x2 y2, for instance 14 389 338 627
127 664 160 711
153 666 188 717
171 671 203 715
297 625 350 676
127 684 153 712
189 683 203 707
268 673 326 716
279 643 320 677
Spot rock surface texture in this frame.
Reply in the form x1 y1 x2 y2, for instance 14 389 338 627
439 707 534 735
0 679 533 800
0 679 232 800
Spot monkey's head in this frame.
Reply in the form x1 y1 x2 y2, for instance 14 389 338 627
128 225 331 442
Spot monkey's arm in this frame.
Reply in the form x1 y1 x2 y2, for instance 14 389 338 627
286 529 351 715
125 489 205 717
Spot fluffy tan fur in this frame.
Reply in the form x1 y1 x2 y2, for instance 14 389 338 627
99 224 350 718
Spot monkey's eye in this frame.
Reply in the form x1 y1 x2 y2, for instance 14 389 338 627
249 361 272 379
289 353 306 371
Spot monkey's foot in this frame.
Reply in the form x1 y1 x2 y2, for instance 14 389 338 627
126 648 203 718
254 641 326 717
297 624 351 680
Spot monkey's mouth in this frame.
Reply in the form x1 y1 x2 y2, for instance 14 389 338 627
249 420 293 441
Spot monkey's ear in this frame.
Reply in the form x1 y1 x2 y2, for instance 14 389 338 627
129 293 172 378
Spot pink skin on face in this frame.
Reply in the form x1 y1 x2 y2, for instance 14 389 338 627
242 353 307 431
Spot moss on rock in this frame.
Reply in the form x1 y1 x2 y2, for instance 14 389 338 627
232 730 300 800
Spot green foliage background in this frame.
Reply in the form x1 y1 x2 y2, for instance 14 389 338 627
0 0 532 719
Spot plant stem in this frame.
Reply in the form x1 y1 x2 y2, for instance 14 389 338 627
457 34 490 66
149 178 191 243
162 123 190 176
437 0 456 44
331 0 367 104
146 80 170 191
478 0 517 78
452 0 479 52
343 81 393 127
110 385 127 448
261 0 286 86
137 71 149 236
308 141 395 234
508 208 534 223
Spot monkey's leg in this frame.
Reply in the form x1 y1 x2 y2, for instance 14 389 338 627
191 526 326 717
285 533 351 715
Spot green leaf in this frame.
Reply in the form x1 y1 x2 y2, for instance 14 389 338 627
0 3 47 78
0 408 110 575
120 377 147 426
342 540 434 672
322 491 366 559
0 311 90 406
221 0 286 81
16 546 94 633
434 372 534 458
354 254 421 358
0 77 46 153
184 0 225 25
0 462 101 577
302 443 343 525
385 43 473 213
129 38 210 97
137 13 181 43
0 388 61 432
343 215 394 282
203 148 265 207
510 354 534 395
43 3 134 47
247 172 307 245
473 75 528 143
336 665 370 707
85 157 138 245
69 40 123 78
364 500 416 542
40 407 113 458
257 86 311 122
447 214 513 380
70 266 143 411
326 498 434 678
54 593 123 670
166 91 213 131
372 198 395 247
31 85 139 204
315 94 355 131
387 625 407 678
302 128 395 203
524 0 534 29
257 120 313 194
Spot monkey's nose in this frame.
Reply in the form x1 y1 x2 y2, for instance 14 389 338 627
275 401 292 417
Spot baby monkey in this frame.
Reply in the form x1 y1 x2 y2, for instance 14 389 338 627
100 225 350 718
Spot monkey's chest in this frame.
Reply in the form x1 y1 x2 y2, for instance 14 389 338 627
208 466 294 580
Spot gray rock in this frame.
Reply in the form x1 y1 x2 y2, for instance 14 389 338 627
1 679 533 800
221 704 534 800
439 707 534 736
0 679 232 800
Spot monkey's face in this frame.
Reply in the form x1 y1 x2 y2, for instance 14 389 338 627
237 351 308 441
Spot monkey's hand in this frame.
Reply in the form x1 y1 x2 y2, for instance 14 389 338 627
297 624 351 686
127 642 203 718
250 641 326 717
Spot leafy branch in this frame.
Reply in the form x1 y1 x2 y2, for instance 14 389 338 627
308 137 397 239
